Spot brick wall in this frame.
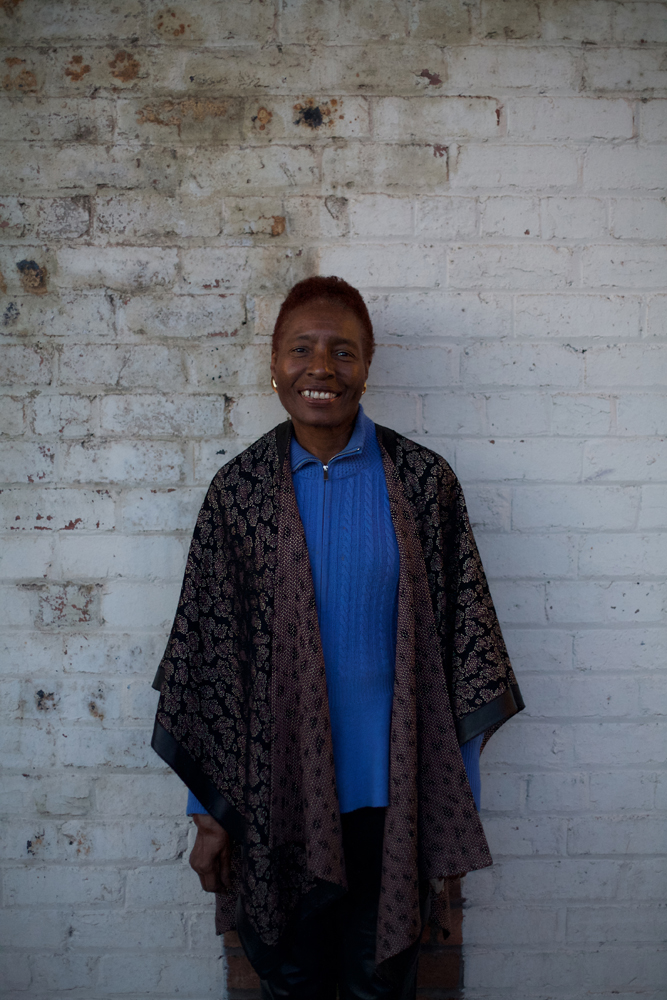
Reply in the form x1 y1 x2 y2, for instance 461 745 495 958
1 1 666 997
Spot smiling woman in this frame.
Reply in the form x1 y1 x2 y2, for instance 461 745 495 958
151 276 524 999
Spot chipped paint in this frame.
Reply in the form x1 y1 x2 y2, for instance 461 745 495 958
2 56 37 92
270 215 286 237
419 69 442 86
136 98 229 134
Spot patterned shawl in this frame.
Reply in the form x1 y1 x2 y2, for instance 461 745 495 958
152 421 523 966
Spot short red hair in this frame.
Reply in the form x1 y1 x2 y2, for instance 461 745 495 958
272 276 375 361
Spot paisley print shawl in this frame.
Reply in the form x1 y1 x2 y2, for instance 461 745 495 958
151 421 523 965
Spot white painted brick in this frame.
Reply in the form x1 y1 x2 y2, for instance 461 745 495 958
100 394 226 437
94 773 185 817
0 534 53 579
612 2 667 44
487 579 547 624
447 46 578 93
30 394 95 437
541 198 608 241
3 864 124 905
574 721 666 766
0 632 63 677
60 344 187 390
514 293 641 341
357 392 420 435
513 485 639 531
525 772 589 813
0 96 114 145
25 196 91 240
182 145 320 197
583 47 667 93
62 632 167 676
464 904 564 946
3 291 115 342
584 438 667 483
193 437 256 485
611 198 667 240
574 628 667 672
640 99 667 141
0 441 56 484
569 815 665 856
503 627 574 674
583 245 667 289
180 246 310 294
0 487 115 532
0 909 66 949
56 724 154 768
617 394 667 436
552 394 613 436
58 534 187 580
370 291 513 340
478 771 523 813
414 197 477 239
449 244 575 290
62 441 186 485
370 345 459 386
323 143 449 194
124 864 211 907
484 816 567 856
102 580 182 629
585 344 667 387
319 244 445 289
121 488 205 533
476 532 576 579
463 342 582 387
373 96 499 142
98 952 222 995
640 486 667 529
579 533 667 577
68 909 185 949
590 771 657 811
521 672 641 718
423 392 485 435
0 345 53 386
0 396 25 436
57 247 179 292
480 196 540 239
0 953 31 991
457 439 583 482
118 292 247 340
584 145 667 192
280 0 406 43
486 392 550 435
546 580 665 623
95 191 222 241
482 721 576 769
452 145 579 190
567 904 667 944
348 195 414 238
464 486 512 530
510 96 633 140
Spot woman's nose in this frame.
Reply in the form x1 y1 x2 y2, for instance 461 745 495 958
308 349 334 376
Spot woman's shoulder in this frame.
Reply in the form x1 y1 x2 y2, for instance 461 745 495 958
207 423 285 493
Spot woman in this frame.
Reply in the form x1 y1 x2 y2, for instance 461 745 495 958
152 276 524 999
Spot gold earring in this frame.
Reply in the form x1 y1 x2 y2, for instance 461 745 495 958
362 382 367 395
271 377 278 392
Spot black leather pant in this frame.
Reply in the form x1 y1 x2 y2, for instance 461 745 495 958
236 808 429 1000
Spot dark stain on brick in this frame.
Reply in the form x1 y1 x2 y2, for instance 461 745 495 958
419 69 442 86
65 54 91 82
26 831 44 856
109 50 141 83
294 103 324 128
17 259 48 295
35 689 56 710
325 196 347 221
496 106 502 126
432 144 447 158
0 269 7 294
1 0 24 16
2 56 37 92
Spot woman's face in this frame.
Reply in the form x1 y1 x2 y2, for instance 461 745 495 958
270 298 371 431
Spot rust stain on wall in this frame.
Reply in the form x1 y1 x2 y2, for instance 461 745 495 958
3 56 37 92
137 98 229 134
252 106 273 131
419 69 442 86
109 50 141 83
16 260 48 295
0 268 7 294
270 216 286 237
432 144 447 158
155 9 192 37
65 55 91 82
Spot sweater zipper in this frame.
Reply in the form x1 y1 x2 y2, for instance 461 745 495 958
320 464 328 598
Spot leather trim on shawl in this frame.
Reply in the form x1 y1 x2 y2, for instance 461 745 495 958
151 420 523 965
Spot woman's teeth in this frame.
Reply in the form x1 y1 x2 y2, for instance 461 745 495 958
300 390 338 399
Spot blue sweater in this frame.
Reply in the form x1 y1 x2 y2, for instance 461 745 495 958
186 408 482 815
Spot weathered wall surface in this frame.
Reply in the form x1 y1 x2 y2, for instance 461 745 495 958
1 1 666 997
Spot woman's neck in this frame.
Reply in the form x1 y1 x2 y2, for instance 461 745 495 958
291 411 358 465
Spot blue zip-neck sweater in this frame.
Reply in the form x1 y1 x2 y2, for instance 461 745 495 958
186 408 482 815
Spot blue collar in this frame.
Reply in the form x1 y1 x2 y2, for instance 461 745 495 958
290 405 371 473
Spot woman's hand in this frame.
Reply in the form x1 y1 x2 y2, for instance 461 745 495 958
189 813 232 893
